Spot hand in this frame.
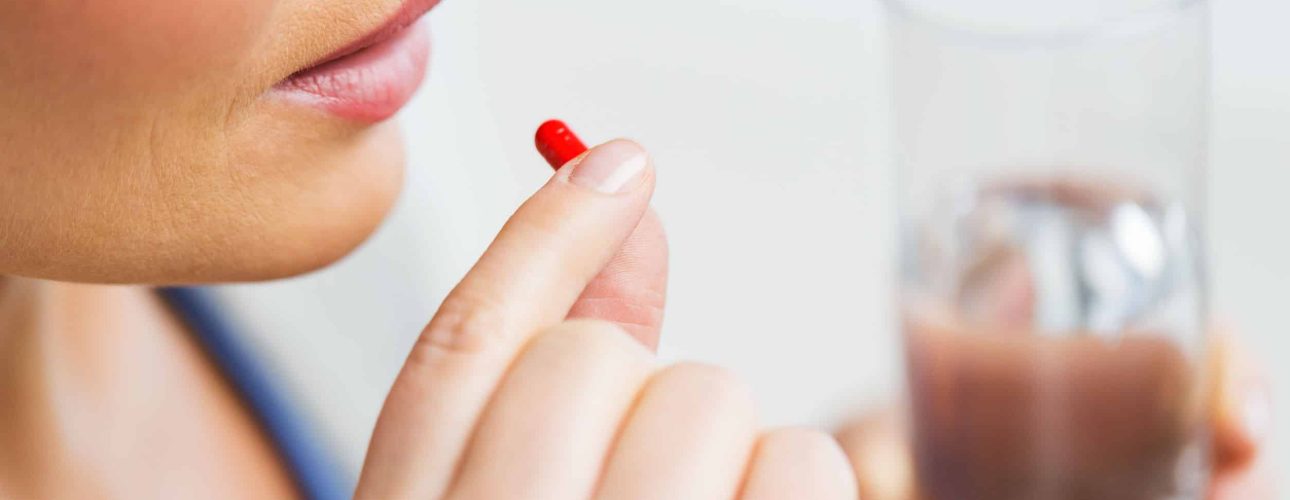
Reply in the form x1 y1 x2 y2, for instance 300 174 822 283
356 140 857 499
837 335 1275 500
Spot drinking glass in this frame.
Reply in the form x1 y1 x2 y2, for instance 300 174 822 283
885 1 1211 498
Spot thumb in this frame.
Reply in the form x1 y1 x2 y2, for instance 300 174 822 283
1210 335 1272 470
536 120 668 349
1209 334 1276 498
567 208 668 350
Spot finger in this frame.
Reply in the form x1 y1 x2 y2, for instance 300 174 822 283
1210 336 1272 471
567 208 668 350
739 428 858 500
835 409 917 500
357 140 655 499
593 363 758 500
1209 452 1277 499
445 320 655 499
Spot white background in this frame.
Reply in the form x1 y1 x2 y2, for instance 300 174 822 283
216 0 1288 484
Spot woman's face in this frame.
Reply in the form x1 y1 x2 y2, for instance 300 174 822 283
0 0 437 283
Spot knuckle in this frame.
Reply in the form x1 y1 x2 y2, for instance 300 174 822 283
655 362 755 413
751 428 858 500
760 428 847 459
411 299 509 365
526 319 653 366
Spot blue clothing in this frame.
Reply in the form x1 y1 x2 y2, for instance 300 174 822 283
158 287 353 500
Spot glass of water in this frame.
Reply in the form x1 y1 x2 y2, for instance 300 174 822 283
885 0 1211 498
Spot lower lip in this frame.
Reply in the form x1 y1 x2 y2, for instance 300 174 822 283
272 23 430 123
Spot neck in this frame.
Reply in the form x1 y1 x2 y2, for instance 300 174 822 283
0 278 294 499
0 279 176 495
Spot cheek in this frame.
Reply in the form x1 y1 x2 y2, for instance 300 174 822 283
0 1 284 244
2 0 275 99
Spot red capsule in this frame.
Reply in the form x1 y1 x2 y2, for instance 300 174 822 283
535 119 589 170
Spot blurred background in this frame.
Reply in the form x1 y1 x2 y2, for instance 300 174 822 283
210 0 1288 478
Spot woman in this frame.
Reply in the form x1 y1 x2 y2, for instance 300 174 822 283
0 0 1272 498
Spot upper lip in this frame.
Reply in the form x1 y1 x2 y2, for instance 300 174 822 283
296 0 441 72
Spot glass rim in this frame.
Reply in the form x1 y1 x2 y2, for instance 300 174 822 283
878 0 1205 47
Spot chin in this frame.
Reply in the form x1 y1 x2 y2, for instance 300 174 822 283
203 111 412 284
172 117 411 285
211 115 410 280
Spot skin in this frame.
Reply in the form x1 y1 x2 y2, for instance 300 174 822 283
0 0 408 283
0 0 1272 498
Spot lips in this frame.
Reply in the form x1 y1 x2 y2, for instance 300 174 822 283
273 0 442 122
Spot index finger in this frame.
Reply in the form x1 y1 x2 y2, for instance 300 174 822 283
356 139 655 499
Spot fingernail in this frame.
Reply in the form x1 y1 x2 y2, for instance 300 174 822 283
1241 380 1272 444
566 140 648 194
